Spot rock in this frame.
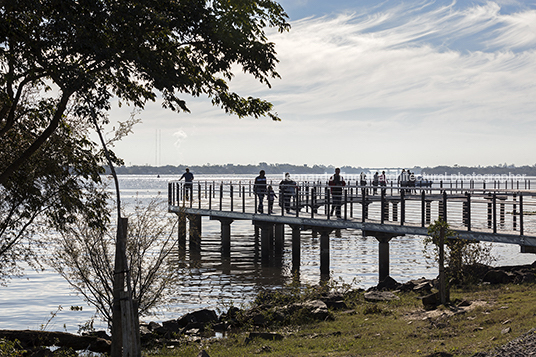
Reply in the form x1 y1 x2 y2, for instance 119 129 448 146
520 272 536 284
212 322 227 331
414 281 434 294
325 300 347 310
148 321 162 331
303 300 328 310
457 299 471 307
320 293 348 310
422 292 440 310
162 319 181 333
177 309 218 330
197 350 210 357
482 270 514 284
139 325 152 336
501 327 512 335
364 291 400 302
0 330 111 353
244 332 284 344
377 276 399 290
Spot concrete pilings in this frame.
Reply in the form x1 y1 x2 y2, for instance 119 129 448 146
176 213 404 284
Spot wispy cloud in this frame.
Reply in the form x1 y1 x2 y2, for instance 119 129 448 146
112 1 536 167
249 1 536 127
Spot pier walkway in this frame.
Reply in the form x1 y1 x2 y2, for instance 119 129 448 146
168 179 536 282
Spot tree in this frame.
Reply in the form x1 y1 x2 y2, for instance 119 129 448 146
0 0 290 185
48 197 180 325
424 220 495 288
0 97 112 283
1 1 290 353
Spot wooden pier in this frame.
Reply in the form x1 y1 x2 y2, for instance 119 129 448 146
168 179 536 282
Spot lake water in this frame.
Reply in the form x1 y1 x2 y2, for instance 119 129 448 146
1 174 535 333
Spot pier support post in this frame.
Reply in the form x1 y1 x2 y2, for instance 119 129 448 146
291 225 301 272
212 218 234 257
364 231 400 283
178 213 187 252
319 228 333 279
275 224 285 255
378 237 390 282
188 215 202 252
255 222 274 266
392 202 398 222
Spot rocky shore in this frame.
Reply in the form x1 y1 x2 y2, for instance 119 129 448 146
3 261 536 356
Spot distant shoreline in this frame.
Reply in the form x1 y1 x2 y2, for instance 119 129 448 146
106 163 536 176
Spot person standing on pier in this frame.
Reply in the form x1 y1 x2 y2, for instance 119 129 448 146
179 167 194 200
360 172 367 194
329 168 346 218
254 170 267 213
267 185 277 214
373 172 379 195
279 172 296 213
379 171 388 188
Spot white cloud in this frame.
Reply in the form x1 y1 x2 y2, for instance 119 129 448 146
111 1 536 168
172 129 188 148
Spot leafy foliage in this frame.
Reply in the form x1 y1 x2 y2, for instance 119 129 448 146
0 103 110 283
0 0 289 282
1 0 289 183
48 197 179 325
424 219 496 284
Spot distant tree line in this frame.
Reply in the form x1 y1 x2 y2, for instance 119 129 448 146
109 163 365 175
106 163 536 176
421 164 536 176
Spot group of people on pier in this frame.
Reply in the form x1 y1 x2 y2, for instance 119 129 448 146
178 167 419 215
254 170 298 214
254 168 346 217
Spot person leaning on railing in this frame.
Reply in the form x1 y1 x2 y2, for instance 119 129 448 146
179 168 194 200
254 170 267 213
329 168 346 218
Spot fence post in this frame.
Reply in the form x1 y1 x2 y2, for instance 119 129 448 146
344 189 348 220
219 183 223 211
326 187 331 219
442 191 447 222
381 189 386 224
421 190 425 227
230 184 234 212
513 193 517 231
492 193 497 234
520 193 524 235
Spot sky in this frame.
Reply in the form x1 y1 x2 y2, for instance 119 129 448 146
106 0 536 169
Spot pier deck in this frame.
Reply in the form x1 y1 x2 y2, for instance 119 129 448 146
168 180 536 281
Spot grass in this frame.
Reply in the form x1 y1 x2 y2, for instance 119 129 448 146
147 284 536 357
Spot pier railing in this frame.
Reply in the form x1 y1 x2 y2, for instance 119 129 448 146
168 180 536 239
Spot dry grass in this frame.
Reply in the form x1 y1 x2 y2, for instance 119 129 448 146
149 284 536 357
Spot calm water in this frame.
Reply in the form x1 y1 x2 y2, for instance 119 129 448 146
1 174 534 333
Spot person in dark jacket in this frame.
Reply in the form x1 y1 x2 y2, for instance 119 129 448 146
254 170 267 213
179 168 194 200
328 168 346 218
279 173 296 213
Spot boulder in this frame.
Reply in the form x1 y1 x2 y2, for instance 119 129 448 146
414 281 434 294
377 276 400 290
482 270 514 284
422 292 440 310
162 319 181 333
177 309 218 330
364 291 400 302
